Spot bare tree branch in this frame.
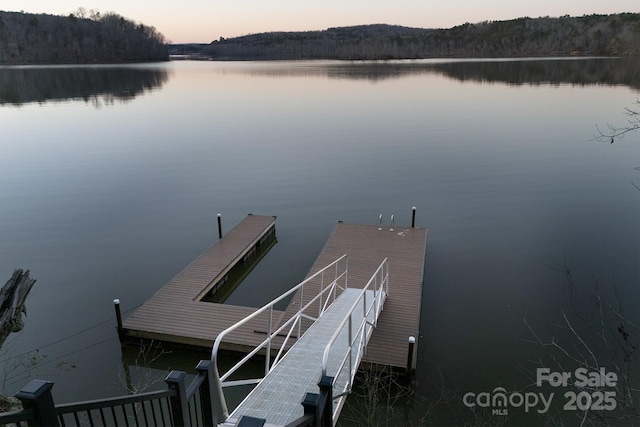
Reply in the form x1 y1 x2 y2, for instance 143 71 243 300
594 100 640 143
518 257 639 423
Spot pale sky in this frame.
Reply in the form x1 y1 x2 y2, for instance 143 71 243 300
2 1 638 43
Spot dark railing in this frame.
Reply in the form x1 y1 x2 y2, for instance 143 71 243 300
0 361 331 427
56 389 173 426
0 360 219 427
0 407 34 426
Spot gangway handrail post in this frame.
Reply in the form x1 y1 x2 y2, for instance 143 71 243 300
319 270 324 318
210 363 229 422
298 283 303 339
266 305 273 374
385 259 389 296
373 267 379 327
348 315 353 391
344 257 349 290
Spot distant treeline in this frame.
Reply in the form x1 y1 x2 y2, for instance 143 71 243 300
0 10 168 64
201 14 640 60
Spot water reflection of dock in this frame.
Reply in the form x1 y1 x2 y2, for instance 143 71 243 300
122 211 427 370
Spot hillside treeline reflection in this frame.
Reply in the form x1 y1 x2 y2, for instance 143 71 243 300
425 58 640 89
238 58 640 89
0 66 169 106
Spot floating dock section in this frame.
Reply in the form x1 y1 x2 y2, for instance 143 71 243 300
283 221 427 369
122 213 427 370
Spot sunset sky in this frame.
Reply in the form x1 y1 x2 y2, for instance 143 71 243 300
2 1 638 43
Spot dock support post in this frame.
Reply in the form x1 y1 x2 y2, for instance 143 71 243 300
113 298 123 338
217 213 223 239
211 364 229 423
406 336 415 376
411 207 416 228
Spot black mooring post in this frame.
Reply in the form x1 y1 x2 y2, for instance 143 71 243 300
217 213 223 239
406 336 415 376
411 206 416 228
113 298 123 338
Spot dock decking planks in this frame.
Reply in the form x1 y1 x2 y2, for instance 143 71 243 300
281 222 427 369
122 214 278 350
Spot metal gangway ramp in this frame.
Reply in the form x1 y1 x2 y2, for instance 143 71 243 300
210 255 388 426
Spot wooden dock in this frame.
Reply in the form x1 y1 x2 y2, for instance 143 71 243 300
123 214 427 370
280 221 427 369
122 214 279 351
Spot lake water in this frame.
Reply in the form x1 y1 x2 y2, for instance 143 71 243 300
1 58 639 425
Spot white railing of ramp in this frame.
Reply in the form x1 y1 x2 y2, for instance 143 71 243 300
322 257 389 424
210 254 348 422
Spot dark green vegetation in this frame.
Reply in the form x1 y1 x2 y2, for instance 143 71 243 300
0 10 168 64
201 14 640 60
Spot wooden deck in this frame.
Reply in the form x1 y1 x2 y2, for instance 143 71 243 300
122 214 279 351
282 221 427 369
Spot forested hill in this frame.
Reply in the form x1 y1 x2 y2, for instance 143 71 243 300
0 10 168 64
202 14 640 60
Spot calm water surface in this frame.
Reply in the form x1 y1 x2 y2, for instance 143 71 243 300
1 59 639 425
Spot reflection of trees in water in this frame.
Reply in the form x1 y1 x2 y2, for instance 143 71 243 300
235 58 640 90
0 67 170 106
424 58 640 90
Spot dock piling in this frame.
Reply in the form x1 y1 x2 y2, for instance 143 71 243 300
406 336 415 375
114 298 123 338
217 213 223 239
411 207 416 228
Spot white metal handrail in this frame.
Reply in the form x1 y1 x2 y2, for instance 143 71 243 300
321 257 389 423
210 254 348 422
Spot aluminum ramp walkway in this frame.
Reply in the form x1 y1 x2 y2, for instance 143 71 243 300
211 256 388 427
225 288 384 426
